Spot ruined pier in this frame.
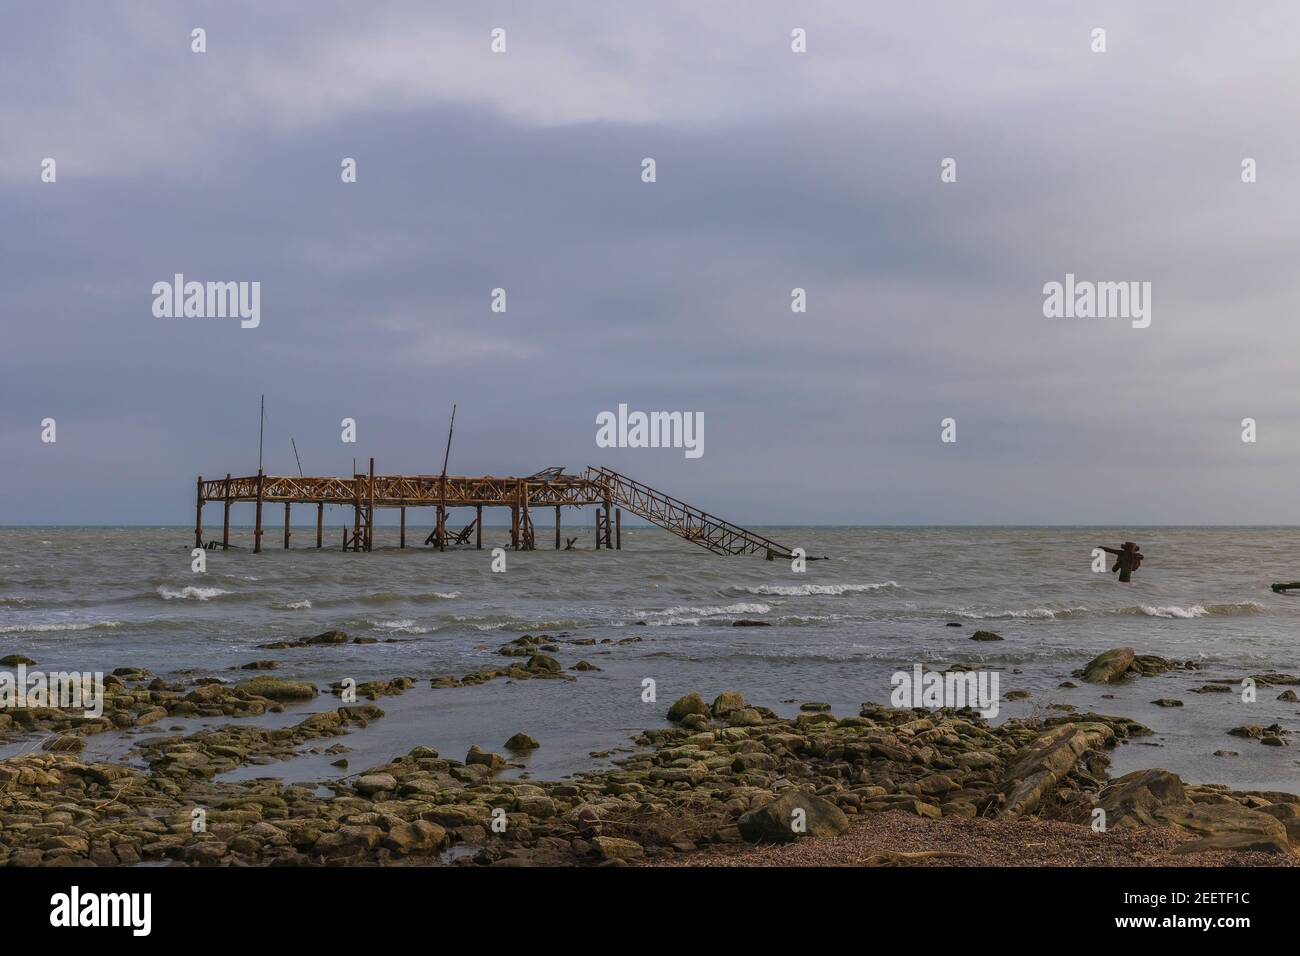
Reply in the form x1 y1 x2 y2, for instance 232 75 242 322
194 465 793 559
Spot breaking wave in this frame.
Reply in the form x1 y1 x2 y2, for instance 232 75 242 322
732 582 898 596
0 620 122 634
157 585 230 601
646 602 771 618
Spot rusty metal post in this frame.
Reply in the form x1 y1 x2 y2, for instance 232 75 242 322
222 474 231 550
555 505 561 549
400 507 406 548
475 505 482 549
616 508 622 550
283 502 291 548
195 476 204 549
316 503 323 548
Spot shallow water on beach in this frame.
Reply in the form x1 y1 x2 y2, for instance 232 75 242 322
1 525 1298 792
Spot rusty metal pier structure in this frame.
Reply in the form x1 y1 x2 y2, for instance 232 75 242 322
194 465 794 559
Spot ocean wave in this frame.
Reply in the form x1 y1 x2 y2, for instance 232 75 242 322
270 599 312 610
157 585 230 601
1108 602 1263 619
954 601 1263 621
0 620 122 634
732 582 898 596
955 606 1088 620
323 591 460 606
647 602 771 618
369 618 432 634
0 597 29 607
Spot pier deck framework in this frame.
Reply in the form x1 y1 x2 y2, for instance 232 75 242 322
194 465 793 559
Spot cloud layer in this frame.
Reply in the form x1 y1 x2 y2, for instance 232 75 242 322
4 2 1300 524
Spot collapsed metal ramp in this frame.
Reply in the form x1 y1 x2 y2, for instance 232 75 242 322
585 466 794 558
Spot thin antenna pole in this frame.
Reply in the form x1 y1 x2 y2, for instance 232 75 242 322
291 438 303 477
441 403 457 477
258 395 265 472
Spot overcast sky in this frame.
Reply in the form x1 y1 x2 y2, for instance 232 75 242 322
4 1 1300 525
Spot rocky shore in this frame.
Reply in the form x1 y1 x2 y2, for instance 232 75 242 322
0 638 1296 867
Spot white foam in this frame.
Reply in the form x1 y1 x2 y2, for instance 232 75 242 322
733 582 898 596
0 620 122 633
157 585 229 601
649 602 771 617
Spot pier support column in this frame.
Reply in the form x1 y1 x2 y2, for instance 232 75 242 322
475 505 482 549
253 470 264 554
603 499 612 549
400 507 406 548
365 458 375 552
595 508 600 550
195 476 204 549
520 482 531 550
511 503 519 550
316 503 323 548
222 474 232 550
436 505 446 551
616 508 621 550
555 506 561 549
283 502 291 549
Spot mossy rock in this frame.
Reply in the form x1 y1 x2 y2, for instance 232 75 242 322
235 677 318 700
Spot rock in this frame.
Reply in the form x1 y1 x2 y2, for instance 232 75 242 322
313 824 382 859
1227 724 1287 740
42 735 85 753
728 708 763 727
998 723 1105 819
382 820 447 856
1099 769 1188 828
591 836 644 861
0 655 36 666
1151 699 1183 707
240 661 278 670
571 661 601 671
711 691 746 719
304 630 349 645
516 795 556 818
354 773 397 795
184 683 227 703
1213 750 1238 757
1278 690 1298 702
505 733 539 751
525 654 561 674
466 746 506 770
1257 804 1300 845
1005 690 1031 701
1159 804 1292 855
970 630 1003 642
732 620 771 627
235 677 317 700
1078 647 1136 684
667 693 710 722
737 791 849 843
